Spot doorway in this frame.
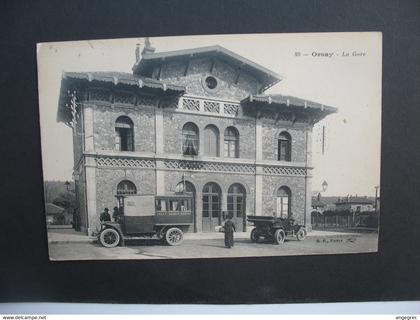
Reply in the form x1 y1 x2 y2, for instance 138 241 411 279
202 182 221 232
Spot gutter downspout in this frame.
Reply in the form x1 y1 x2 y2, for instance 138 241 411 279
304 123 309 227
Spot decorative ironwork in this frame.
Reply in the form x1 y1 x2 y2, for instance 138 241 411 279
160 98 178 109
164 160 255 174
66 90 80 129
137 95 156 107
182 98 200 111
277 113 294 122
90 89 109 102
96 157 155 169
204 101 220 113
224 103 239 116
262 110 276 120
114 92 134 104
263 166 307 176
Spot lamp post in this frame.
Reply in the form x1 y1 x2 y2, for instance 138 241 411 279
314 181 328 228
374 185 380 214
64 181 71 192
322 180 328 192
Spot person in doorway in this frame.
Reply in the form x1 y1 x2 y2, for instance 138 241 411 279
223 213 236 248
100 208 111 222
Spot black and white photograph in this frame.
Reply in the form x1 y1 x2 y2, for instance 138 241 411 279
37 32 382 261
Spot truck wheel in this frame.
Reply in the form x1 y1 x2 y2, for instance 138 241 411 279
296 227 307 241
250 228 259 242
274 229 285 244
99 228 120 248
165 227 184 246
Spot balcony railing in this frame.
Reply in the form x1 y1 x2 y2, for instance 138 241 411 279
177 95 241 118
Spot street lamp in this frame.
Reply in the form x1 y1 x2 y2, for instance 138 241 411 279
322 180 328 192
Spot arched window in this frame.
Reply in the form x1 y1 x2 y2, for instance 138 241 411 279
278 131 291 161
117 180 137 195
224 126 239 158
182 122 199 156
203 125 219 157
115 116 134 151
276 186 291 218
175 180 196 195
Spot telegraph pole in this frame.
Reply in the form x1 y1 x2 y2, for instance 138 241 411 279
374 186 379 213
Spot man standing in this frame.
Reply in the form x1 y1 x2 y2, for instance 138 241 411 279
223 213 236 248
100 208 111 222
112 207 121 222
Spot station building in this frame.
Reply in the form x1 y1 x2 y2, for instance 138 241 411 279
57 40 337 235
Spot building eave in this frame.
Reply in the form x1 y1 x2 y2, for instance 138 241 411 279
241 93 338 124
57 71 186 124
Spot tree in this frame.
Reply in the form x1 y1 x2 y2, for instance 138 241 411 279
53 192 76 211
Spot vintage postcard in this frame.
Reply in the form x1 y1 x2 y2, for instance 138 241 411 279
37 32 382 260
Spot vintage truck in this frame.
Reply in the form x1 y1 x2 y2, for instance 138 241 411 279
247 215 307 244
98 194 193 247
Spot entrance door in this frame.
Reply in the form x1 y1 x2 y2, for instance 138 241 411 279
175 181 196 232
227 184 246 231
202 182 221 232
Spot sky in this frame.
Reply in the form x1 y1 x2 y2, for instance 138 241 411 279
37 32 382 196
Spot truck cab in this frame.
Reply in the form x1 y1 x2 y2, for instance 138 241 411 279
99 194 193 247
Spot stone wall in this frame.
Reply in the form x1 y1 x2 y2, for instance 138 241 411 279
158 57 260 100
262 122 309 162
262 175 307 225
164 170 255 232
73 109 84 166
75 165 87 232
163 111 256 159
92 103 156 153
92 167 156 230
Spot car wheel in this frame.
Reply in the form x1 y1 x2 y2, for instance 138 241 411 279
99 228 120 248
250 228 259 242
296 227 307 241
274 229 285 244
165 227 184 246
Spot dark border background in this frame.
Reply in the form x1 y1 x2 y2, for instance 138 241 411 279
1 0 419 304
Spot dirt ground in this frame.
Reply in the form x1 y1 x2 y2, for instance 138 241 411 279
48 232 378 260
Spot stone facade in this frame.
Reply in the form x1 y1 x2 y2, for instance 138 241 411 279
262 122 308 163
163 111 256 159
156 57 260 100
59 45 335 235
91 102 156 153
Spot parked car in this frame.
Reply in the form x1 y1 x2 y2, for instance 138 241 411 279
99 194 193 248
247 215 307 244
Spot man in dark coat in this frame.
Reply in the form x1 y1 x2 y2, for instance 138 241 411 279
100 208 111 222
223 213 236 248
112 207 121 222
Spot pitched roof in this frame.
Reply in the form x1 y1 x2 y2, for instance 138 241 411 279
312 198 326 207
242 94 337 113
62 71 185 92
57 71 185 123
133 45 282 91
335 197 374 205
241 93 337 124
45 203 65 215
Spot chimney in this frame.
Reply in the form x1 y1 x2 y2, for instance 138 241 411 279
142 37 156 55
